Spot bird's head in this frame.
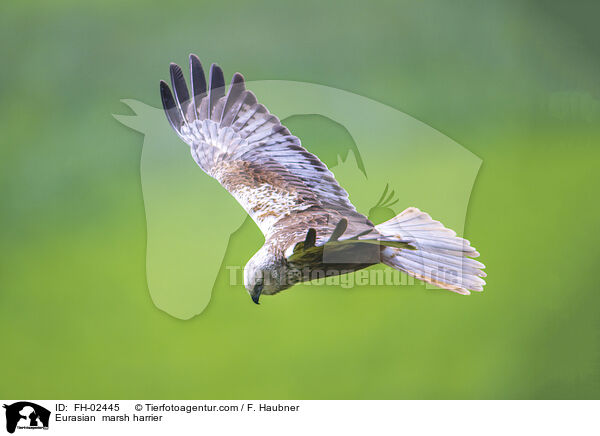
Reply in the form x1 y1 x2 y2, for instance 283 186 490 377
244 247 284 304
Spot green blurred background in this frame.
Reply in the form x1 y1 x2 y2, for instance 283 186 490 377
1 0 599 399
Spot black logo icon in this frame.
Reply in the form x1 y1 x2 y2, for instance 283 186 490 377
3 402 50 434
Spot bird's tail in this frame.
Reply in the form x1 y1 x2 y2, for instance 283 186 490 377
375 207 486 295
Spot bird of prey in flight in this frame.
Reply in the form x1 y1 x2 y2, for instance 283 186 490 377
159 55 486 304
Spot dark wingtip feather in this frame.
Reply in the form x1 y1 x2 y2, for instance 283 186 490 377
208 63 226 117
169 63 190 112
189 54 207 98
209 63 225 89
159 80 183 132
231 72 245 87
221 72 246 122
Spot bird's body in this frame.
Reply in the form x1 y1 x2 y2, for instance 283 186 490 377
246 208 382 297
160 55 486 303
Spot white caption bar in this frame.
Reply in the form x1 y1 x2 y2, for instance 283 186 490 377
1 400 598 435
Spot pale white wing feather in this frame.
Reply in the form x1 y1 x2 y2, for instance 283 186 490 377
160 57 367 235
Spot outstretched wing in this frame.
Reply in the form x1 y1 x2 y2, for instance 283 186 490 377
160 55 369 236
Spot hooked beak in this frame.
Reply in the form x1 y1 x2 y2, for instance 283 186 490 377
251 284 263 305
